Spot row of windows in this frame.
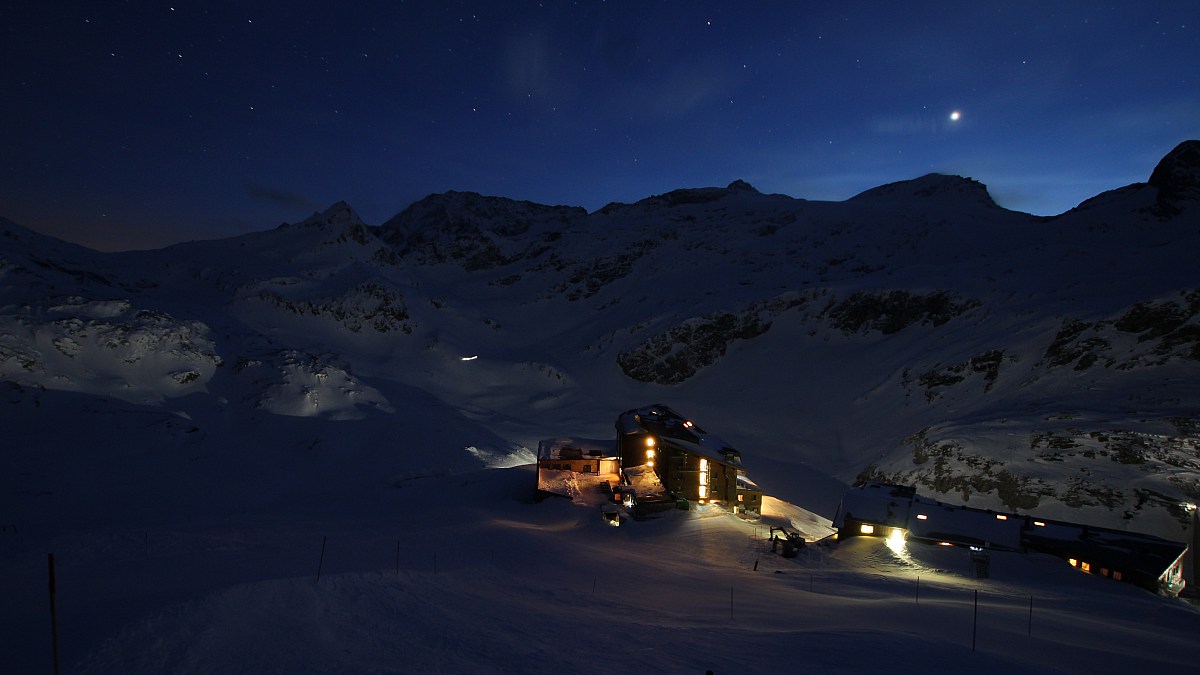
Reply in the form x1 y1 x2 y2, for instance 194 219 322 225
543 463 594 472
1069 558 1122 580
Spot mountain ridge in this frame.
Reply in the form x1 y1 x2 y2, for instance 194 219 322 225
2 140 1199 544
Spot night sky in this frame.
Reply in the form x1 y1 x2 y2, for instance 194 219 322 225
3 2 1197 251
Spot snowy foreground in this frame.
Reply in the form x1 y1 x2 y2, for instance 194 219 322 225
2 465 1198 674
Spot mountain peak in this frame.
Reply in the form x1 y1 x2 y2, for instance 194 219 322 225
271 201 374 245
1148 139 1200 207
849 173 998 208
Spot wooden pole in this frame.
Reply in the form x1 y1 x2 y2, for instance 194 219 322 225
915 575 920 604
315 536 327 583
1027 595 1033 637
48 553 61 675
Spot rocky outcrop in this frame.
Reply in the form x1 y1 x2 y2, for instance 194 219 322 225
826 290 979 335
1044 290 1200 370
250 280 413 334
1149 140 1200 213
379 191 585 270
617 292 815 384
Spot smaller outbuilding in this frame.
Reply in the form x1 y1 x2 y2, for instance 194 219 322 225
834 481 1189 596
536 437 621 502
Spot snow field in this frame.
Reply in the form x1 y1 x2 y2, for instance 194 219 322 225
4 466 1198 673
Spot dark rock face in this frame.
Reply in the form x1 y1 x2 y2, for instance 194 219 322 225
1149 139 1200 210
907 349 1006 402
252 281 413 334
617 292 813 384
860 426 1200 525
826 290 979 335
1044 290 1200 370
379 191 586 269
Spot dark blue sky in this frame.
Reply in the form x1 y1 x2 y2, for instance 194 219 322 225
3 1 1197 250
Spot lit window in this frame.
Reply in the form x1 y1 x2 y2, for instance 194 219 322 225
1068 558 1078 567
647 460 655 468
916 514 928 520
860 524 875 535
645 436 656 448
1034 521 1046 527
1080 562 1091 573
683 420 694 428
1113 571 1122 581
1100 568 1109 577
699 485 708 499
646 448 655 459
699 458 709 471
738 494 744 502
939 542 954 547
995 514 1008 521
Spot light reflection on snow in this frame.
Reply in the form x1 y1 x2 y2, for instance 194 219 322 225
885 527 911 562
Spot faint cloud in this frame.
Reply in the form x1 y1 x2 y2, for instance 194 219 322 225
502 28 561 102
245 182 321 211
647 63 730 117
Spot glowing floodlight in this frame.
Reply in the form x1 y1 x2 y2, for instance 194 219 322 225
860 523 875 535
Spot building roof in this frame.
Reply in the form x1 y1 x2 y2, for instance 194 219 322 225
616 404 742 466
537 437 617 462
1022 523 1187 581
833 482 915 529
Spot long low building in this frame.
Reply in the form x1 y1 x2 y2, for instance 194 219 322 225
834 482 1188 596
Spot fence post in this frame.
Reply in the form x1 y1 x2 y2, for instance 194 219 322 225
1027 595 1033 637
915 575 920 604
48 553 61 675
972 589 978 651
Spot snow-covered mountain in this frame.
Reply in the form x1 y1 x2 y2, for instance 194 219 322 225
4 141 1200 673
3 141 1199 542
